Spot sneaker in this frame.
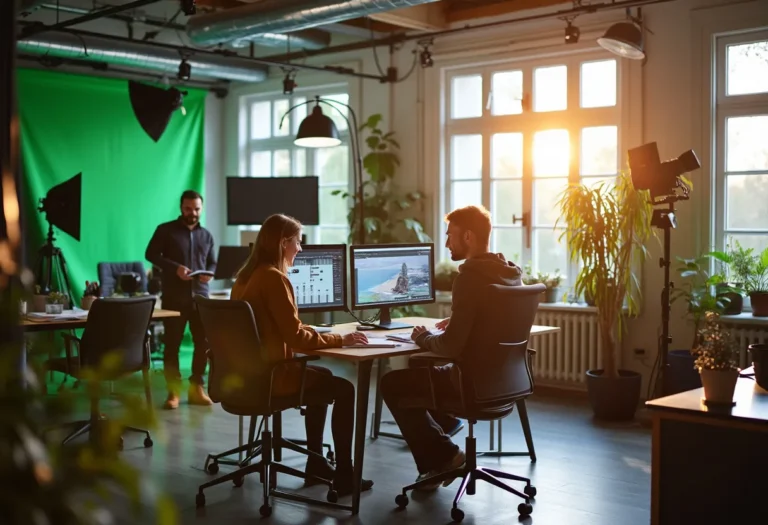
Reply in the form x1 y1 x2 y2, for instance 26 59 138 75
442 419 465 438
440 449 467 487
163 393 180 410
188 384 213 406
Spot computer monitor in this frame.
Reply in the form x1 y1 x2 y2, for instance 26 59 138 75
213 245 251 281
350 243 435 330
226 176 319 226
286 244 347 313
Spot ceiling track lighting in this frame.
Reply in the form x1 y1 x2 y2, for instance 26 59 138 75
418 39 434 69
597 8 646 60
177 58 191 81
564 19 580 44
282 69 298 95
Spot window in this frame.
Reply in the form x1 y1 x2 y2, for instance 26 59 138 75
441 53 622 285
714 31 768 255
238 88 351 244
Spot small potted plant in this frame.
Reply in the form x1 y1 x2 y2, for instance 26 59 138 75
45 291 67 314
81 281 100 310
709 241 752 315
434 261 459 292
31 284 48 312
744 247 768 317
522 264 564 303
691 311 740 405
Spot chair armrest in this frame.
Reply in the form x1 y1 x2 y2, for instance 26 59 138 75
408 354 467 414
266 355 320 411
527 348 537 355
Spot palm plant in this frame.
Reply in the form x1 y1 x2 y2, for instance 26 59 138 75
557 172 654 378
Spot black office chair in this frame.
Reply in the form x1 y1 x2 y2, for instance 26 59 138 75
193 296 343 518
46 296 156 449
394 283 545 522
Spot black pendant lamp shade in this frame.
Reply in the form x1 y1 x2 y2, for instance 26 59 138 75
294 104 341 148
128 80 186 142
597 22 645 60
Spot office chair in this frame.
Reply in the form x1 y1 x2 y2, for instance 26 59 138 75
46 296 156 449
394 283 545 522
193 296 343 517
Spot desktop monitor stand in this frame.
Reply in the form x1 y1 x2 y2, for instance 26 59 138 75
361 307 413 330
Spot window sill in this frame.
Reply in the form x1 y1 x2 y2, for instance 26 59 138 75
434 291 597 313
719 312 768 326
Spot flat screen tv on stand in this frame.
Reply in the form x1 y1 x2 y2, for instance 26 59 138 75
349 243 435 330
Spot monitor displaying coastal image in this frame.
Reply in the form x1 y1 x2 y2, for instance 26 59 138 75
351 244 435 308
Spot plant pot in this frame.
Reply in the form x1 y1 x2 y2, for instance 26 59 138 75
699 368 739 405
716 283 743 315
32 294 47 312
544 287 559 303
584 289 596 306
664 349 702 395
749 343 768 391
45 304 63 314
585 369 642 421
81 295 97 310
749 292 768 317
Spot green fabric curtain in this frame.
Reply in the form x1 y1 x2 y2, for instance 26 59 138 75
17 69 206 302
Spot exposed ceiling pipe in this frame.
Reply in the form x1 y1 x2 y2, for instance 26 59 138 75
35 2 331 50
186 0 441 47
18 0 47 17
16 30 269 82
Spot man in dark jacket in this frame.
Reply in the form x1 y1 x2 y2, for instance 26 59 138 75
380 205 522 490
146 190 217 409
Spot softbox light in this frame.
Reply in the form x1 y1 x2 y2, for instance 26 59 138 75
39 172 81 241
128 80 186 142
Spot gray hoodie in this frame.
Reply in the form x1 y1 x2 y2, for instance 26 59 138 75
415 253 522 359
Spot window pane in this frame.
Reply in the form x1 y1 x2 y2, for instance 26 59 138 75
273 99 290 136
494 228 523 262
451 75 483 119
492 133 523 179
292 97 307 135
491 71 523 115
317 146 349 184
581 60 617 107
727 41 768 96
727 116 768 171
273 149 291 176
451 180 482 210
250 101 270 139
320 187 348 225
534 178 569 226
727 174 768 229
534 129 569 177
320 228 349 245
534 228 568 277
492 180 522 224
293 149 307 175
250 150 271 177
323 93 350 131
451 135 482 180
727 234 768 256
581 126 618 175
534 65 567 112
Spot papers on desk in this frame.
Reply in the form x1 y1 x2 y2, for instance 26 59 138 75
342 337 401 349
386 329 443 343
26 308 89 322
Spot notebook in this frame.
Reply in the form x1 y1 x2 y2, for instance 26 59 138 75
342 337 401 349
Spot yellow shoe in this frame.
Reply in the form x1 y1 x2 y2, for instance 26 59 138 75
163 393 180 410
188 384 213 406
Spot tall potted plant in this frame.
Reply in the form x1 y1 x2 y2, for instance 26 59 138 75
557 172 654 420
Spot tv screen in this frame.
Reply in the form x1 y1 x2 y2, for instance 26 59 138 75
226 176 319 226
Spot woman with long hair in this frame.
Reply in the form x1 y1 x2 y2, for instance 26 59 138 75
231 214 373 496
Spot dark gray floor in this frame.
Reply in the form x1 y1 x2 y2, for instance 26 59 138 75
61 360 652 525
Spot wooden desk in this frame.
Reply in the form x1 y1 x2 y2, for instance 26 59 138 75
646 377 768 525
21 308 180 332
298 318 560 515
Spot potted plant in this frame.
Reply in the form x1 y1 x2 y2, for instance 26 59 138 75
45 290 67 314
434 261 459 292
691 311 740 405
522 265 564 303
709 241 753 315
744 247 768 317
81 280 100 310
557 172 654 420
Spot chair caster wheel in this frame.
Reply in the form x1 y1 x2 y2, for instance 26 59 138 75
206 461 219 475
395 494 409 509
195 493 205 508
118 437 124 451
233 476 244 487
518 502 533 517
143 437 153 448
259 504 272 517
326 489 338 503
451 507 464 522
326 450 335 463
524 485 537 498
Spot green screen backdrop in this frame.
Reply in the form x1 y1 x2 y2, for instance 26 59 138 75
17 69 206 301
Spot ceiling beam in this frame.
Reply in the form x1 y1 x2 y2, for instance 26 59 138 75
447 0 570 23
369 3 447 31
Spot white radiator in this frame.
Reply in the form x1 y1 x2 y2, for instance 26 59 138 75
721 323 768 368
532 308 601 389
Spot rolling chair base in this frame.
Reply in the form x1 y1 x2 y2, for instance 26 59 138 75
60 417 153 450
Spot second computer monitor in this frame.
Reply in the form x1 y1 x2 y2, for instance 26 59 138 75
287 244 347 313
350 243 435 329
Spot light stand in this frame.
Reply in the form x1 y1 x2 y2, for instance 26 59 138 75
279 96 365 244
35 222 75 307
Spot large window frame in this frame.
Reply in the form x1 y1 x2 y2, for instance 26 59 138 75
237 83 352 245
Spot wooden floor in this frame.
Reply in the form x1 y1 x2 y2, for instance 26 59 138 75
62 360 652 525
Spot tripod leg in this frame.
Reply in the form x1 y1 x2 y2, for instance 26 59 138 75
57 250 74 308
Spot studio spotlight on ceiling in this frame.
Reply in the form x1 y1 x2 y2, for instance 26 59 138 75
564 20 580 44
418 40 434 68
282 69 297 95
128 80 187 142
597 10 645 60
177 58 191 81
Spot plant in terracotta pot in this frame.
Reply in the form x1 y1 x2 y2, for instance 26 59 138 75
744 247 768 317
691 311 740 405
557 172 654 420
